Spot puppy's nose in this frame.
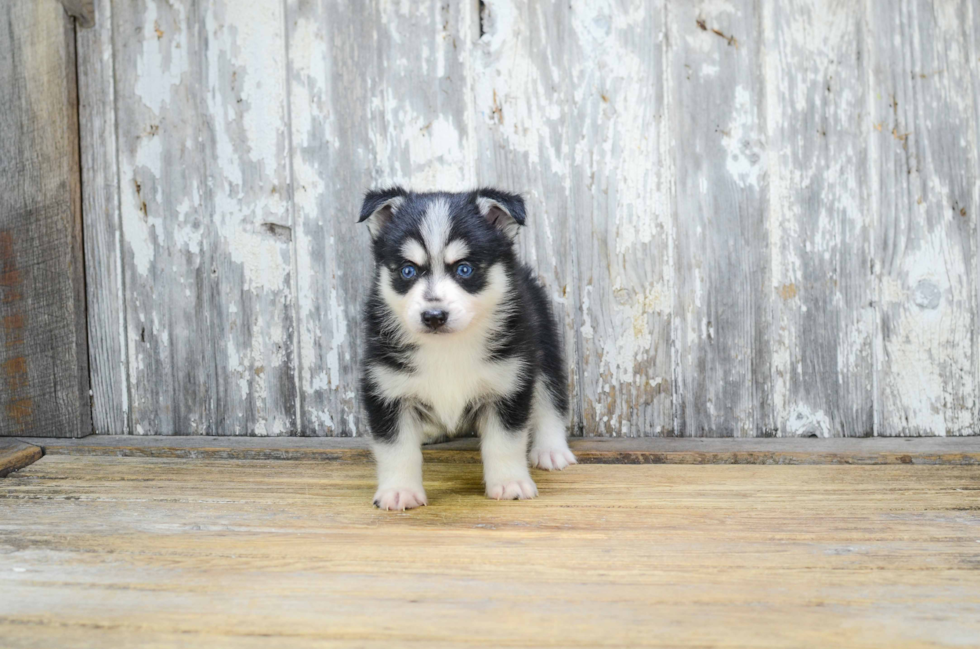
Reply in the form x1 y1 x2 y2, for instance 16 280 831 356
421 309 448 330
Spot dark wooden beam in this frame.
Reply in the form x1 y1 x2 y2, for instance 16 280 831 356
0 0 91 437
0 438 43 476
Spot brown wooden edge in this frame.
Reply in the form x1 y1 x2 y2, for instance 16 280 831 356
27 437 980 466
0 439 44 477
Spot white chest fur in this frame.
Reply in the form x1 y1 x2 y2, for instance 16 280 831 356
370 336 525 436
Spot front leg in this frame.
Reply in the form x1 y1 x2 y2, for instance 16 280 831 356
368 399 427 511
479 390 537 500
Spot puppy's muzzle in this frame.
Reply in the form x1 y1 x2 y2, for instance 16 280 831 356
421 309 449 332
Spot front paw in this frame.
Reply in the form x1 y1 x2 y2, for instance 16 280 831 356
373 486 428 511
486 477 538 500
530 445 577 471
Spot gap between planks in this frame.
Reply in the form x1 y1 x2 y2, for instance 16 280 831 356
21 435 980 465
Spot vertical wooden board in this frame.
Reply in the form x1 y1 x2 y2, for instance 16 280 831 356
470 1 580 432
564 1 673 436
669 0 773 437
971 0 980 439
112 0 214 434
202 0 296 436
763 0 874 437
0 0 91 437
869 0 979 436
288 0 476 434
113 0 296 435
77 0 130 434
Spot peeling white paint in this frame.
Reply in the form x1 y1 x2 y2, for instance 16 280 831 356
87 0 980 438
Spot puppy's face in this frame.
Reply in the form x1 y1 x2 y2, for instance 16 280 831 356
359 189 526 339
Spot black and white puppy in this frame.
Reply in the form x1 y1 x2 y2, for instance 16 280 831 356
358 187 576 510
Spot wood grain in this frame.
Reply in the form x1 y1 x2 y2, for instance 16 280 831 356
565 1 673 436
30 434 980 465
764 0 874 437
0 0 91 437
287 0 477 435
470 1 581 432
0 439 42 477
77 0 129 434
73 0 980 437
112 0 297 435
870 0 979 436
58 0 94 28
670 0 773 437
1 455 978 647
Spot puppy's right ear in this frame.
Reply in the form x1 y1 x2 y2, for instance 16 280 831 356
359 187 407 239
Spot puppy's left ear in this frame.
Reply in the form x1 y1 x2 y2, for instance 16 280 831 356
359 187 408 239
475 189 526 241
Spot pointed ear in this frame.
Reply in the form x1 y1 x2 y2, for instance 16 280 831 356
475 188 526 240
358 187 408 239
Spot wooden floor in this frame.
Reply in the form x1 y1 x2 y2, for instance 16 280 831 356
1 455 979 648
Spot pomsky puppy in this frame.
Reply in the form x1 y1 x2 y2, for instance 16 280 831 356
358 187 576 510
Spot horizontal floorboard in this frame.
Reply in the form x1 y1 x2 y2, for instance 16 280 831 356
1 456 978 648
22 436 980 465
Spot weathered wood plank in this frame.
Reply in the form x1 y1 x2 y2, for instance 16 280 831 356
29 434 980 465
112 0 296 435
288 0 476 434
0 439 42 477
471 2 581 431
75 0 980 438
564 2 673 436
111 0 215 434
58 0 94 28
0 0 91 438
2 457 979 647
203 0 296 436
670 0 773 437
869 0 979 436
764 0 874 437
77 0 129 434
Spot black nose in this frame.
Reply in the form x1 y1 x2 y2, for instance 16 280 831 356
421 309 448 329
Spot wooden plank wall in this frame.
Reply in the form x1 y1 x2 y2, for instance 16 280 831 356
77 0 980 437
0 0 91 437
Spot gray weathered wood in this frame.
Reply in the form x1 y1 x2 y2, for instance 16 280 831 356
288 0 477 434
58 0 94 28
77 0 129 434
869 0 979 436
112 0 296 435
564 1 673 435
670 0 773 437
74 0 980 437
0 0 91 438
764 0 874 437
471 1 582 431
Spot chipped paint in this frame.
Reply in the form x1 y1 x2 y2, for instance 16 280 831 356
83 0 980 437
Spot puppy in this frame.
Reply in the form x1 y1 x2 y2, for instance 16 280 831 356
358 187 576 510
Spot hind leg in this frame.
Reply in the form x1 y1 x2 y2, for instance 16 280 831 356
529 379 577 471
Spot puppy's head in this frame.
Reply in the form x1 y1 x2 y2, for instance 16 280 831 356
359 188 526 339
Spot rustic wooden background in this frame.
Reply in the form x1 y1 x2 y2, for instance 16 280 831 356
75 0 980 437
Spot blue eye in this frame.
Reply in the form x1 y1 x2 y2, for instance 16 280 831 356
455 262 474 278
400 264 417 280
